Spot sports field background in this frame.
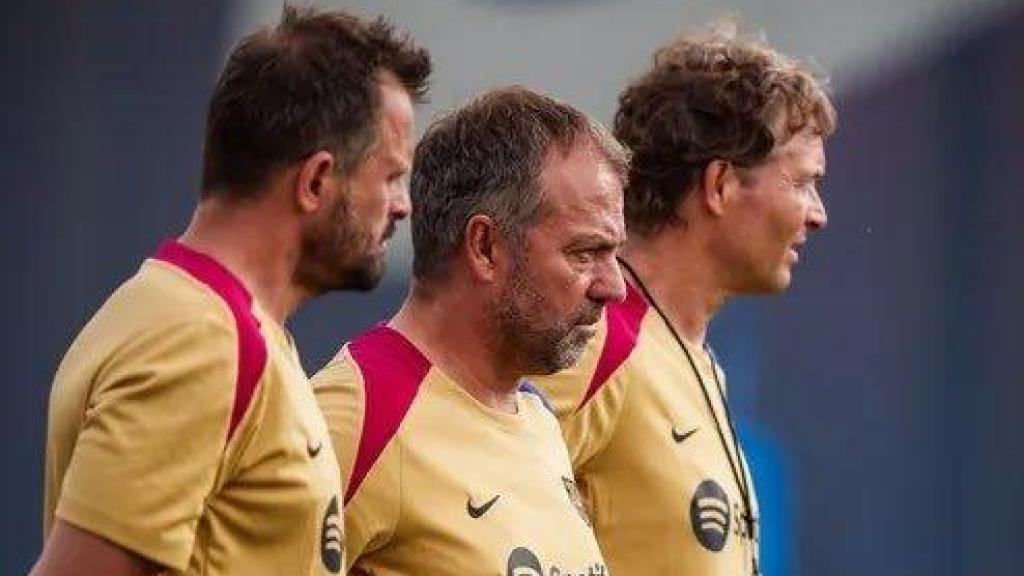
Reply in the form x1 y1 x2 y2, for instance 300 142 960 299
3 1 1022 574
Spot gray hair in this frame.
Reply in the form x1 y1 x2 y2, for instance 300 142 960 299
410 86 628 281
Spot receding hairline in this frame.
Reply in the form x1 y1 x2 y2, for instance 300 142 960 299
529 134 627 226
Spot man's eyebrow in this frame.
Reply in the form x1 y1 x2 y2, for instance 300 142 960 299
566 233 624 250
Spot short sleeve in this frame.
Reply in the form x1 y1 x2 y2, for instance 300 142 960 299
532 317 629 470
55 316 237 571
311 351 401 570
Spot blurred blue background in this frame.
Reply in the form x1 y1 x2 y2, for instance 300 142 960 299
4 1 1022 574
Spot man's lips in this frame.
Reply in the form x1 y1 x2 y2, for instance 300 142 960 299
788 238 807 263
376 221 398 251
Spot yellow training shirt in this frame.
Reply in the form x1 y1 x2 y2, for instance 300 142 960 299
533 282 760 575
44 240 343 575
312 326 608 576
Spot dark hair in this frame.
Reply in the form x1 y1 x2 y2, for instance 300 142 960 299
614 23 836 236
410 86 628 281
200 5 431 199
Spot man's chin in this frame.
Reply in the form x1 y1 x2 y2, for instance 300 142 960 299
766 268 793 293
574 322 599 341
326 258 386 293
544 329 593 373
740 267 792 295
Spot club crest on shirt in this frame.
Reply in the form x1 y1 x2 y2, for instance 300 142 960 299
561 476 591 526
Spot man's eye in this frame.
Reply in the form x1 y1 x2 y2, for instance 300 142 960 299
795 180 816 194
389 173 409 189
570 250 595 263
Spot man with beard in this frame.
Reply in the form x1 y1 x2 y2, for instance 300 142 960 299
533 25 835 575
34 7 429 576
312 87 624 576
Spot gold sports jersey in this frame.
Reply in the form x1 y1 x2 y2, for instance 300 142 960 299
312 326 608 576
533 282 760 575
44 240 343 575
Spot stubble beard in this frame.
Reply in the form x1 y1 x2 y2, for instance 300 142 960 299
295 192 387 295
494 258 600 375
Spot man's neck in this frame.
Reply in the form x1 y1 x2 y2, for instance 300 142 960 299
619 231 729 348
178 199 306 326
391 282 521 414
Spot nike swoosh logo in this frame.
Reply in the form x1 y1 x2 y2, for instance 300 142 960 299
466 494 500 518
307 439 323 458
671 426 698 443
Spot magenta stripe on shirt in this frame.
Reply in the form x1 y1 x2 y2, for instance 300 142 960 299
577 281 648 411
153 240 267 444
345 326 431 504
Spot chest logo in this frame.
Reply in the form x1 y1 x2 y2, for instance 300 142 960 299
467 494 501 518
507 547 544 576
671 426 699 443
320 495 343 573
307 438 323 458
690 479 731 552
562 476 592 526
506 546 607 576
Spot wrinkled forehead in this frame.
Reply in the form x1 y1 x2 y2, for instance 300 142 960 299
528 143 626 250
538 142 624 215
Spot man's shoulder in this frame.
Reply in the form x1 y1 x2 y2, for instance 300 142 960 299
312 326 432 504
586 282 650 398
313 326 431 398
106 258 238 329
63 259 234 368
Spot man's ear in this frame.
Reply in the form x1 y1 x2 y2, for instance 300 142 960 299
294 151 337 213
463 214 508 284
698 159 739 218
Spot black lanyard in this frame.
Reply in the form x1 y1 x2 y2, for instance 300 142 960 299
618 257 759 572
